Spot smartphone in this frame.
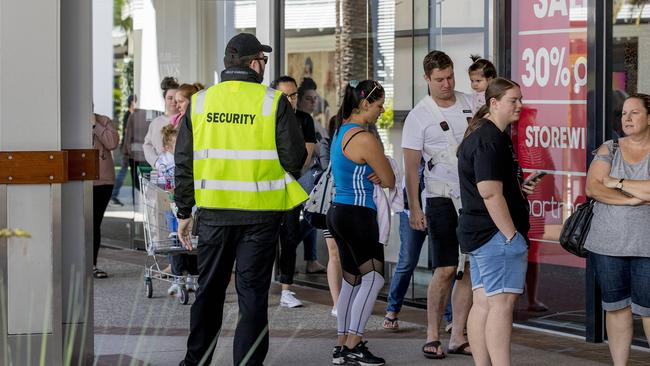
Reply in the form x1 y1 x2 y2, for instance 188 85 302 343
524 171 547 185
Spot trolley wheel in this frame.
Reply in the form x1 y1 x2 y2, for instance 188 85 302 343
179 286 189 305
144 278 153 298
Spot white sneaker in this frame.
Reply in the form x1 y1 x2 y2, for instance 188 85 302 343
331 308 337 317
167 282 182 296
280 290 303 308
186 276 198 292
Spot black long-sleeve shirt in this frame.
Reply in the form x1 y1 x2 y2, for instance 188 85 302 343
174 67 307 225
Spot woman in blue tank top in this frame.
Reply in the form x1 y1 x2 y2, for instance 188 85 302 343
326 80 395 366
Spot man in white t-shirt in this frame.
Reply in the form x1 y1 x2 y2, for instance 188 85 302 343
402 50 473 359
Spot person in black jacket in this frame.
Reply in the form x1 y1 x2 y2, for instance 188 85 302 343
175 34 307 366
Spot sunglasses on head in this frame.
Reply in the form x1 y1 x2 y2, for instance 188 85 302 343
350 80 381 102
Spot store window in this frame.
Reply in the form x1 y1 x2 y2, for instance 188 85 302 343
510 0 589 335
105 0 256 250
285 0 494 305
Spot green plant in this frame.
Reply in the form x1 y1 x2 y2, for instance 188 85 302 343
377 99 394 130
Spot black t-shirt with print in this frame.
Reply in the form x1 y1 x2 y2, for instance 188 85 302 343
456 119 530 253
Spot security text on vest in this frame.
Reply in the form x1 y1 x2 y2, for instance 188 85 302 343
206 112 256 125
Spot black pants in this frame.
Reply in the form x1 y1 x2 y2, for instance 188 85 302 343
171 254 199 276
93 184 113 266
278 206 302 284
183 216 282 366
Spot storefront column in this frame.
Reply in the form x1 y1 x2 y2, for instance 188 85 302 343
62 0 95 363
0 0 64 364
0 0 94 363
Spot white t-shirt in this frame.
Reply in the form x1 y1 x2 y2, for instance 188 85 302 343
402 92 473 198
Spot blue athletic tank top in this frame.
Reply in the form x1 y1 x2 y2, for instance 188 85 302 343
331 123 376 210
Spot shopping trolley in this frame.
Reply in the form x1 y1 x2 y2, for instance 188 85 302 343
140 172 198 305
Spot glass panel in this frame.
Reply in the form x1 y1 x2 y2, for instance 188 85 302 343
284 0 394 289
436 33 486 94
285 0 495 308
439 0 486 28
510 0 589 335
107 0 255 249
610 0 650 348
414 0 429 30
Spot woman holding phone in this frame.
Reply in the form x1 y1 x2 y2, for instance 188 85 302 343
456 77 530 366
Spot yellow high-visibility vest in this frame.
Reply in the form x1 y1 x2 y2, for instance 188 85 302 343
191 80 307 211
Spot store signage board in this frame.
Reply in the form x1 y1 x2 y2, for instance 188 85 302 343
511 0 588 268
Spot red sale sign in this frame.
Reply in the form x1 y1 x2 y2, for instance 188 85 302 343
511 0 588 268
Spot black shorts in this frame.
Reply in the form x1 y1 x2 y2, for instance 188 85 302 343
326 203 384 275
426 197 459 269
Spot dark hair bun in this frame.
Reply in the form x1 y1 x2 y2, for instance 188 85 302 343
160 76 180 91
470 54 482 63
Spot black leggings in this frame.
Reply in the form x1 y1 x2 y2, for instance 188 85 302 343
93 184 113 266
326 203 384 284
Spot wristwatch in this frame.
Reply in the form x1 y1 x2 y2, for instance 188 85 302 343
615 178 625 190
176 209 191 220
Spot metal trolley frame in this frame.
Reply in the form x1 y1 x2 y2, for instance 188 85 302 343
139 173 198 305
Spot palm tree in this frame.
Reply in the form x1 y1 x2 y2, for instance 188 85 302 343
335 0 374 102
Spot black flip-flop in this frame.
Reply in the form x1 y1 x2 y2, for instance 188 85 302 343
448 342 472 356
93 268 108 279
382 316 399 331
422 340 446 359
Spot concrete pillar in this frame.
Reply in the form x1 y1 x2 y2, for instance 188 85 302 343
62 0 95 364
0 0 94 364
0 0 64 364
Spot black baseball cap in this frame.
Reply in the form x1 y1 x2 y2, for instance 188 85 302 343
225 33 272 58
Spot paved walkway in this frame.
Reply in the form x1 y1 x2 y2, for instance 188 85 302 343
93 247 650 365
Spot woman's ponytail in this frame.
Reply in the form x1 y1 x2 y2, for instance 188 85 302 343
463 104 490 140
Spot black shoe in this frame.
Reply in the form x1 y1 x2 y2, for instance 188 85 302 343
333 345 344 365
109 197 124 207
341 341 385 365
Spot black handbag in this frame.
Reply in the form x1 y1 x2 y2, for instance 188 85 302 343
559 139 618 257
559 199 595 257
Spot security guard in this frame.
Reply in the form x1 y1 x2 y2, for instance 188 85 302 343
175 33 308 366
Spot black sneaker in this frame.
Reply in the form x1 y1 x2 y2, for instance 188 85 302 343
341 341 385 366
332 345 344 365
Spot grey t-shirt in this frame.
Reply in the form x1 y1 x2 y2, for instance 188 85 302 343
585 140 650 257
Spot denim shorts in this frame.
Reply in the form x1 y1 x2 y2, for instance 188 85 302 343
469 231 528 297
589 252 650 316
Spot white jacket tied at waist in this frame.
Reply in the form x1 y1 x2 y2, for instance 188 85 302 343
373 156 403 245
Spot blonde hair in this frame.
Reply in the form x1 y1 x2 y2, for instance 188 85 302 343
176 82 205 101
161 124 178 150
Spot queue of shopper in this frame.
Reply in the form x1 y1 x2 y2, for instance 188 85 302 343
89 30 649 366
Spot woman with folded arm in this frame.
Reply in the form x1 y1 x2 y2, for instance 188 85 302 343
585 93 650 366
